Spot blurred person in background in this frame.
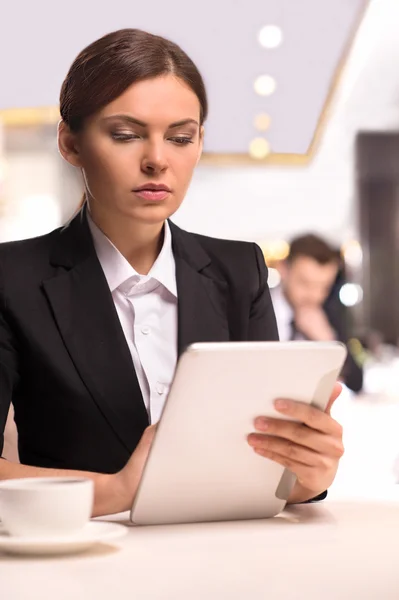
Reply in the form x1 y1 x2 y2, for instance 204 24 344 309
271 234 363 393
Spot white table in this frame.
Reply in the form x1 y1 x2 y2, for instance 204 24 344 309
1 496 399 600
330 390 399 493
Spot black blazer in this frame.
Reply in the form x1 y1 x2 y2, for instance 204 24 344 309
0 210 278 474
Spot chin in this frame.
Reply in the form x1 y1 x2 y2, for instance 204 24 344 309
127 204 178 226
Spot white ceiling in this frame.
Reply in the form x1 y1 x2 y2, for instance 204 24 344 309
171 0 399 244
0 0 367 155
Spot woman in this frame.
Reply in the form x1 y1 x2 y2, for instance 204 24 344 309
0 29 343 516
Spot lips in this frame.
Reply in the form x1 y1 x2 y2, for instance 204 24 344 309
133 183 172 202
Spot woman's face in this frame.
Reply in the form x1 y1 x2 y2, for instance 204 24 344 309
59 74 203 225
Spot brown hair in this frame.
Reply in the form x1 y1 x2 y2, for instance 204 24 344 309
60 28 208 132
287 234 341 266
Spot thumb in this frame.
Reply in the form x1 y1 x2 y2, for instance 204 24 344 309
137 424 158 451
325 382 343 415
128 424 158 475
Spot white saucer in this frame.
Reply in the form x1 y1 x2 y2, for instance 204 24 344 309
0 521 127 556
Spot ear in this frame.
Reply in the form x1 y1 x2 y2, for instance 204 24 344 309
196 126 204 165
57 120 82 167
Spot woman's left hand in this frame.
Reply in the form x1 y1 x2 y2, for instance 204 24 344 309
247 383 344 503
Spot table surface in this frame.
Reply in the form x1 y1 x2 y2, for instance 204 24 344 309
2 389 399 599
2 494 399 600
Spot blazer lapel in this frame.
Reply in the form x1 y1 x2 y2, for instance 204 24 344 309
42 210 148 454
169 222 230 356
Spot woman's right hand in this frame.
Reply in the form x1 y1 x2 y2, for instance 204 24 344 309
0 423 158 519
111 424 157 514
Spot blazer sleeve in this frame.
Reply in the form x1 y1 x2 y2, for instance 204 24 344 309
248 244 279 342
0 257 19 456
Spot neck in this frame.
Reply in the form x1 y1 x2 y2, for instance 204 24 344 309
87 203 165 275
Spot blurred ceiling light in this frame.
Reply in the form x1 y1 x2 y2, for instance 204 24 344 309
261 240 290 262
249 137 271 159
273 240 290 260
339 283 363 307
258 25 283 49
254 75 276 96
267 268 281 289
254 113 271 131
342 240 363 269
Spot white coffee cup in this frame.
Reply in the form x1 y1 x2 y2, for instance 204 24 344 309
0 477 94 537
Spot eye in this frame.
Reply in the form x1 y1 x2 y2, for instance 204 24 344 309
169 137 194 145
111 132 140 142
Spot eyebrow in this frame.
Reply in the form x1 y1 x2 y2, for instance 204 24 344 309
102 114 199 128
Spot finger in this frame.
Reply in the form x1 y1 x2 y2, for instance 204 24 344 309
248 434 329 467
251 444 334 492
273 398 343 436
138 424 157 449
251 444 321 487
252 419 344 457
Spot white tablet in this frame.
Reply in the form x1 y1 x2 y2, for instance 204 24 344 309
131 341 347 525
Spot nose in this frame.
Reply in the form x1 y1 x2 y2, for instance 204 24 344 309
141 139 168 175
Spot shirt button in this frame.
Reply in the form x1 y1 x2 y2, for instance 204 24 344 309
156 383 165 395
141 326 151 335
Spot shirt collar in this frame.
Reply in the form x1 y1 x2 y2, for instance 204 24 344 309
148 220 177 297
87 212 177 298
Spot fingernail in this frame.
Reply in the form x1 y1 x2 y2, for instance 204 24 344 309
247 434 260 448
275 399 289 411
255 418 269 431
